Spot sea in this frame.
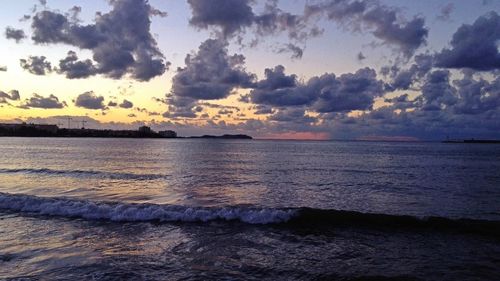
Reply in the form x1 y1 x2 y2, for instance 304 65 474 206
0 137 499 281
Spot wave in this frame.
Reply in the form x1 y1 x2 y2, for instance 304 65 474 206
0 192 295 224
0 192 499 236
0 168 168 181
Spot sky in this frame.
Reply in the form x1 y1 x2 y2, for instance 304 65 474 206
1 0 499 140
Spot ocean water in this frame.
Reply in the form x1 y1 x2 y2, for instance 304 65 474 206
0 137 499 280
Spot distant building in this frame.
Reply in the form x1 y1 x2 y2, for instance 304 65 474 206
0 123 58 133
33 124 58 134
138 126 152 133
0 123 21 130
159 130 177 138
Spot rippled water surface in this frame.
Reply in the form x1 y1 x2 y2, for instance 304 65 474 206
0 137 499 280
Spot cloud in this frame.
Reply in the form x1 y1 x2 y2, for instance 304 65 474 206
20 56 52 75
188 0 254 37
119 99 134 109
269 108 317 124
0 66 6 71
21 93 66 109
162 95 199 119
435 11 500 71
249 65 384 112
0 90 21 104
313 68 384 112
74 91 106 110
384 54 433 91
384 94 415 111
366 68 500 140
278 43 304 59
253 105 274 115
452 75 500 115
305 0 428 57
172 38 254 100
357 52 366 61
29 0 168 81
57 51 96 79
0 90 20 101
5 27 26 42
187 0 321 45
437 3 455 21
418 70 457 111
249 65 313 106
166 38 255 118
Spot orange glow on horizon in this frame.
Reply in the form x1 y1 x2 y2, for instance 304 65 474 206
260 131 330 140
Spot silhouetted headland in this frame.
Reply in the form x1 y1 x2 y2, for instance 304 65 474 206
0 123 177 138
188 134 252 139
0 123 252 139
442 138 500 144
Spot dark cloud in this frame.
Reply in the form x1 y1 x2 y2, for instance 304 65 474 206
452 76 500 115
418 70 457 111
278 43 304 59
384 94 415 111
0 66 7 71
187 0 321 47
119 99 134 109
218 109 233 115
107 101 118 107
162 95 199 119
437 3 455 21
253 104 274 115
250 65 383 113
305 0 428 57
5 27 26 42
30 0 168 81
269 108 317 124
166 39 255 118
367 68 500 140
172 39 254 100
57 51 96 79
357 52 366 61
20 56 52 75
253 0 321 41
0 90 20 101
198 102 241 111
313 68 384 112
435 12 500 71
20 15 31 22
250 65 314 106
384 54 433 91
188 0 254 37
74 91 106 110
21 94 66 109
0 90 20 104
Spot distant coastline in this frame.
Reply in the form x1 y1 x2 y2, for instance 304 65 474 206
0 123 252 140
442 138 500 144
442 139 500 144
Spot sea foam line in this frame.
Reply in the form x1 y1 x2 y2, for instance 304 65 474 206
0 192 296 224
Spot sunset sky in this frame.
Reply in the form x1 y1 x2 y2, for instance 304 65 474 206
1 0 499 140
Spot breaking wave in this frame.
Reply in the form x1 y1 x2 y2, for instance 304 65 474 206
0 192 499 236
0 192 295 224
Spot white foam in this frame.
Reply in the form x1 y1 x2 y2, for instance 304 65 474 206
0 192 296 224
